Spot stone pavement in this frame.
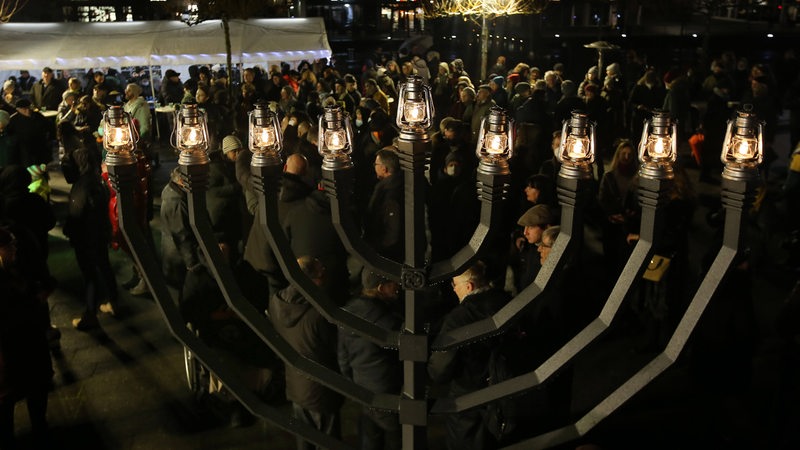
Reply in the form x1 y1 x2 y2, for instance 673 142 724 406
8 128 799 449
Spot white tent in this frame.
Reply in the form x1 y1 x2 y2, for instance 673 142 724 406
0 17 332 70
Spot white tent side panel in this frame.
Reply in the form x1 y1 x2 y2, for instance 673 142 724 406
0 18 332 71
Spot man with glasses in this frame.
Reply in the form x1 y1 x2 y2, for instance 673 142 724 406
429 260 510 449
363 148 404 260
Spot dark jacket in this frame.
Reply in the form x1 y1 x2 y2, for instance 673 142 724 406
31 78 65 111
283 190 350 305
338 295 402 394
160 180 197 285
364 173 403 260
206 154 241 248
429 169 479 261
516 92 551 126
0 271 53 403
6 111 54 167
63 152 109 250
160 78 184 105
243 172 312 292
268 285 343 413
428 288 509 395
0 165 55 256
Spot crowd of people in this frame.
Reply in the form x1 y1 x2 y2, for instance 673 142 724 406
1 45 799 449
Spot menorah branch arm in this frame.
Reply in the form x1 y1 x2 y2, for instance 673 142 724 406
252 164 400 349
181 164 399 413
428 171 509 283
321 166 403 280
431 176 673 414
515 176 759 449
431 175 593 351
109 163 354 450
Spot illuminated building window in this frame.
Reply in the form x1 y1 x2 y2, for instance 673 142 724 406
76 6 132 22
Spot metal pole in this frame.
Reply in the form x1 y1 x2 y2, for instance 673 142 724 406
481 15 489 81
396 126 430 449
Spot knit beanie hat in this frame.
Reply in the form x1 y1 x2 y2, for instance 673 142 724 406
222 135 243 154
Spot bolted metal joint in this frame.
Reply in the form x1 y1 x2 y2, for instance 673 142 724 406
400 267 427 290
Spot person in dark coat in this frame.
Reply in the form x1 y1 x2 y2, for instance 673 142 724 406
363 148 404 260
489 75 509 112
0 165 58 345
0 227 54 449
159 69 184 105
627 69 666 147
206 138 242 263
598 141 638 279
429 151 479 262
352 110 396 215
283 188 350 306
6 99 54 167
662 68 694 144
516 85 551 126
583 84 611 179
0 165 56 261
520 226 578 429
62 139 117 330
159 166 225 331
30 67 65 112
338 270 402 450
159 167 194 289
514 204 556 293
243 153 314 296
428 261 510 450
553 80 584 130
269 256 344 450
429 118 475 187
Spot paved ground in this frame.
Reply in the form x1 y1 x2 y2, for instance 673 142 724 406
8 119 800 449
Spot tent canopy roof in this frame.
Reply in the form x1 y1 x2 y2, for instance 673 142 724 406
0 18 331 70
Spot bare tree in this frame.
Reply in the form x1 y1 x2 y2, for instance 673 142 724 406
166 0 287 98
0 0 28 23
424 0 552 80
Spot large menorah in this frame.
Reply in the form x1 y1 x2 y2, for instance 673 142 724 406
103 76 762 449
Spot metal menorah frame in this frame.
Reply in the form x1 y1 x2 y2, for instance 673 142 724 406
104 82 761 449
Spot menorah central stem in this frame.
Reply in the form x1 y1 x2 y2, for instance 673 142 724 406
396 132 431 449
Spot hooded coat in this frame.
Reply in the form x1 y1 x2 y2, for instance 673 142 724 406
268 285 343 413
